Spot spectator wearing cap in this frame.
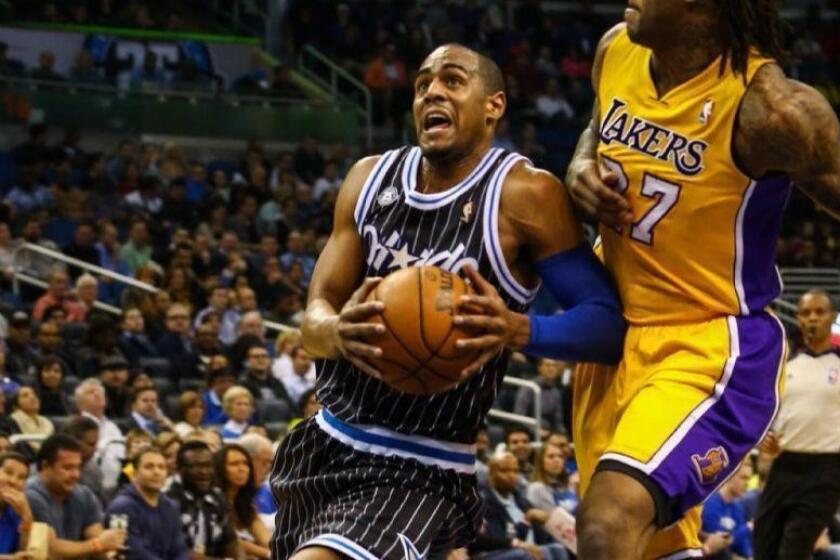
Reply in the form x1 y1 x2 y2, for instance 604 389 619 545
238 345 292 404
4 312 37 381
74 378 124 492
32 269 84 322
98 355 130 419
156 303 193 368
119 219 153 274
202 366 236 425
194 286 239 346
118 307 159 368
127 386 173 436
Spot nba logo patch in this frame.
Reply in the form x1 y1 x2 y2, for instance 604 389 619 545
828 367 839 385
378 186 399 207
691 446 729 485
699 99 714 125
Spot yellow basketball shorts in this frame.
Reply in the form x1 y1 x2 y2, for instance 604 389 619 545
573 312 786 559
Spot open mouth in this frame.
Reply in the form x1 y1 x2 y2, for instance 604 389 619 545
423 111 452 132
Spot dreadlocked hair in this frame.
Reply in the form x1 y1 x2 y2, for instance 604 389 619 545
718 0 789 77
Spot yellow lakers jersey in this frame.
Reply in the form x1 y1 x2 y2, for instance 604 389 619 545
596 27 791 325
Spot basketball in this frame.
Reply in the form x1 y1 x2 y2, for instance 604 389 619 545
363 266 480 395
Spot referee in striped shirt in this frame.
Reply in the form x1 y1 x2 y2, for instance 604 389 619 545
754 289 840 560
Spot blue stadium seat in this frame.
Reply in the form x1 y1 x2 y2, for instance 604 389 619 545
62 375 81 395
178 378 204 392
142 358 172 379
257 399 292 423
151 376 174 397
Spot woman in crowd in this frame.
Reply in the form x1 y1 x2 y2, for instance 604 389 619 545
33 356 70 417
116 429 153 488
154 430 181 487
173 390 206 439
9 387 53 451
215 444 271 559
527 442 579 515
219 386 253 440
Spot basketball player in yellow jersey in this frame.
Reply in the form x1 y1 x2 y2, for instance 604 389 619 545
565 1 840 559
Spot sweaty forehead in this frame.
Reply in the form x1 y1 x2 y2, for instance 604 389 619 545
419 46 479 74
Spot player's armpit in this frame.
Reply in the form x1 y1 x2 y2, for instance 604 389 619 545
736 65 840 220
302 155 381 359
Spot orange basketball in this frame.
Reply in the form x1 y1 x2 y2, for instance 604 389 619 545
363 266 480 395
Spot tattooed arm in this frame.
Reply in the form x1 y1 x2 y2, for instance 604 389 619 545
735 64 840 220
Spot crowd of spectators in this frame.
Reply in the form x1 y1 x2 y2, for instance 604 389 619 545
0 40 306 101
286 0 840 175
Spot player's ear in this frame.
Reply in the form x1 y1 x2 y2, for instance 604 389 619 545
486 91 506 125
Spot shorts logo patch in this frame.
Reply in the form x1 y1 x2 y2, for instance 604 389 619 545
691 446 729 485
398 533 424 560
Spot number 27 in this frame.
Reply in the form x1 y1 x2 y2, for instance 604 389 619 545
600 156 681 246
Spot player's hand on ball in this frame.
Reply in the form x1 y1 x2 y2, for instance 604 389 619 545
567 157 633 228
454 266 529 379
334 277 386 378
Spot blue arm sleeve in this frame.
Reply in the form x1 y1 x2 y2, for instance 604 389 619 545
522 244 625 364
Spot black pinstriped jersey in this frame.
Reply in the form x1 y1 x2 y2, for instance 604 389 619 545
317 146 538 444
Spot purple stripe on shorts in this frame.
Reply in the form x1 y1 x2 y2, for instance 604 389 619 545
650 312 785 520
740 175 791 313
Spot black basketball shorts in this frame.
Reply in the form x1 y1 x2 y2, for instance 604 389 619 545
270 409 482 559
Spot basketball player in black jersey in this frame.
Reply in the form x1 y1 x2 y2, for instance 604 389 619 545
270 44 626 560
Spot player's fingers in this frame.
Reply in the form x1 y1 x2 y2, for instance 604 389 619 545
343 340 383 359
346 355 383 380
341 301 385 322
452 314 503 332
455 334 502 350
459 295 499 313
597 208 634 228
337 322 386 339
459 349 499 378
461 265 494 295
349 276 383 304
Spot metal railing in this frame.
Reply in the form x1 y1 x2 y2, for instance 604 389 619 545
298 45 373 149
10 242 294 335
489 376 542 442
779 267 840 301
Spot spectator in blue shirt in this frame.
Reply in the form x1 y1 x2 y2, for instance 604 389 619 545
0 452 34 555
104 447 189 560
4 165 52 217
202 365 236 425
702 461 754 559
